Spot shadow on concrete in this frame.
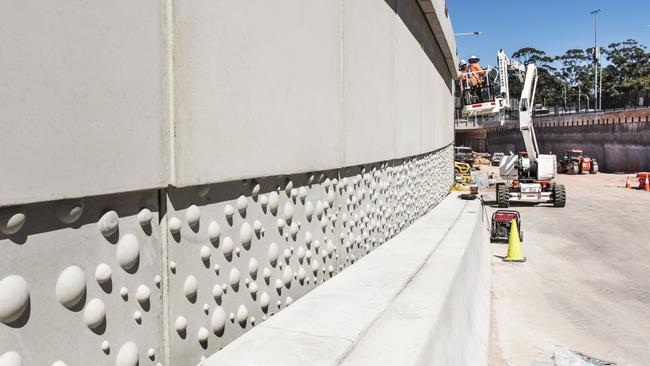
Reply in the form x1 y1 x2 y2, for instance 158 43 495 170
385 0 452 92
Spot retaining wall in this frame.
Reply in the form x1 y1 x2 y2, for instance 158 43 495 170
479 109 650 172
0 1 458 365
204 193 490 366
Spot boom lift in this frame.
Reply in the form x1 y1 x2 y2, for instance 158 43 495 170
496 62 566 207
460 50 525 120
458 50 566 207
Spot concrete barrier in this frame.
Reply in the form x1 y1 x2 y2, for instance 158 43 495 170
204 193 490 366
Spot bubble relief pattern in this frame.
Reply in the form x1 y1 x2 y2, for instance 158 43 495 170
0 145 452 366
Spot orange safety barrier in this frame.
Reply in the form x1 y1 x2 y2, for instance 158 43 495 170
638 172 650 191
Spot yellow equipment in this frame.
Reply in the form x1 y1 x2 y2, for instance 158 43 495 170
454 161 470 175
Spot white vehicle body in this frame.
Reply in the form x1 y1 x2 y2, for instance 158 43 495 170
492 51 566 208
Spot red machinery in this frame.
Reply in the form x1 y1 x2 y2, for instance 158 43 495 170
490 210 523 242
558 149 598 175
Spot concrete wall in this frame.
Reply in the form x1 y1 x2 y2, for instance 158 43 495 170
203 192 490 366
0 1 457 365
487 118 650 172
0 0 167 206
0 147 453 366
172 0 455 186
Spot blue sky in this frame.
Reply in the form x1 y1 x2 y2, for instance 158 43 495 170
449 0 650 67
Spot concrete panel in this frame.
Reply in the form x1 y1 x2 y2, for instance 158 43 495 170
417 0 459 77
421 57 454 151
173 0 342 187
0 190 163 365
341 0 397 166
394 19 424 158
0 1 166 206
398 0 453 89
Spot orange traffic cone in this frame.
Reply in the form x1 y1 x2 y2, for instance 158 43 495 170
504 219 526 262
645 176 650 192
625 176 632 189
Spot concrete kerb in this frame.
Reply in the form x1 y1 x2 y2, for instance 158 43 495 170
204 193 490 366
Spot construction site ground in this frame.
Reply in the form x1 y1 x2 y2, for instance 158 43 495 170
482 165 650 366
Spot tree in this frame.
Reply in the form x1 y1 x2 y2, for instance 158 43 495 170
504 40 650 109
602 39 650 106
509 48 564 106
512 47 556 72
555 49 591 88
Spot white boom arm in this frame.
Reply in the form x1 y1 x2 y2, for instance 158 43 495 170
497 50 526 109
518 63 540 164
498 51 557 183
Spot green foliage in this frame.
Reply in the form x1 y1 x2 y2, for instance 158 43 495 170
509 40 650 108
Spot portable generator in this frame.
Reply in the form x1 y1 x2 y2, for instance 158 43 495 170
490 210 523 242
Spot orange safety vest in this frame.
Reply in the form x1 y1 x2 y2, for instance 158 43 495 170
468 62 484 86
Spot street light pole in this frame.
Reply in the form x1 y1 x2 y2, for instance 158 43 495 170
454 32 483 36
591 9 602 110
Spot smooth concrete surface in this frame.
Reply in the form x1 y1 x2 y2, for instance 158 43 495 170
416 0 458 76
2 0 456 206
204 192 490 366
173 0 456 185
172 0 343 185
0 0 167 206
482 165 650 366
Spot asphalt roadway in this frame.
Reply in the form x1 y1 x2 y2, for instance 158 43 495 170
483 165 650 365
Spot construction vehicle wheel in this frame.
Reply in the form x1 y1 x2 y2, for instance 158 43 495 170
553 184 566 207
571 163 579 175
590 163 599 174
497 185 509 208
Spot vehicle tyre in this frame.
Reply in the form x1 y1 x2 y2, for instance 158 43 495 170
553 184 566 207
571 163 579 175
590 162 599 174
497 184 510 208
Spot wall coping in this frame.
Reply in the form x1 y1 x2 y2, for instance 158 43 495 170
417 0 459 79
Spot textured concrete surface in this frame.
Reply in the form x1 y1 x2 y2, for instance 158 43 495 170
166 148 452 365
205 192 490 366
484 165 650 366
0 147 453 366
0 190 165 366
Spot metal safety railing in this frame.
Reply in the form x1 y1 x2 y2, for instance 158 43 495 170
458 66 500 106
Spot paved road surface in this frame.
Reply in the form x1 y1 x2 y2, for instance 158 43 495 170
484 166 650 365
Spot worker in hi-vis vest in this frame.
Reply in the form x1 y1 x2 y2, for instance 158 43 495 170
467 55 484 88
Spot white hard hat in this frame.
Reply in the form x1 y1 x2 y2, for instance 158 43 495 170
469 55 480 62
459 59 467 66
